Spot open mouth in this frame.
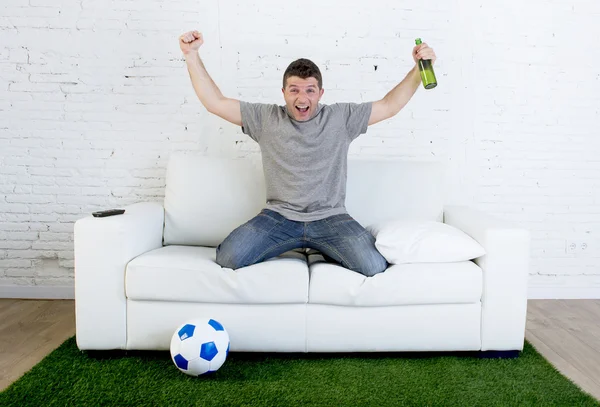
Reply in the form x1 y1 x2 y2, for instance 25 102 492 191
295 105 309 114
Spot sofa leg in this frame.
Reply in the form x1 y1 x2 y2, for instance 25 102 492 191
478 350 520 359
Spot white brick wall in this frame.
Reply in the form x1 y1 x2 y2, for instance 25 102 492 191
1 0 599 298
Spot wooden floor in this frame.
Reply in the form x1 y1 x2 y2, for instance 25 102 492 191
0 299 599 401
0 299 76 392
526 300 600 401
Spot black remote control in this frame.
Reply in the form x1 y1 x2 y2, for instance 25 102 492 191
92 209 126 218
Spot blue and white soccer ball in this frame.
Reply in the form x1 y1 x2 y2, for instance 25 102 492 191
170 318 230 376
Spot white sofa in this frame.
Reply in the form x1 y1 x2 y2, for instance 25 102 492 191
74 152 530 355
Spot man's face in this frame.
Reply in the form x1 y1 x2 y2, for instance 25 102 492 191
282 76 324 121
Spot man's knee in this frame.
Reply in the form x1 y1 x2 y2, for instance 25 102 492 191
352 250 388 277
215 215 272 270
346 236 388 277
215 241 254 270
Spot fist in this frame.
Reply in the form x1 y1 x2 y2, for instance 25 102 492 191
412 42 436 65
179 30 203 54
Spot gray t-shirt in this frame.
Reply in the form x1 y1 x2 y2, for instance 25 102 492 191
240 101 372 222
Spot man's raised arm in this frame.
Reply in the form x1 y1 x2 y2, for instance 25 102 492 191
180 30 242 126
368 42 437 126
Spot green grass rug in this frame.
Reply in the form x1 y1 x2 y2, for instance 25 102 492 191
1 337 598 406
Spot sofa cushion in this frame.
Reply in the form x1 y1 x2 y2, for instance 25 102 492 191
307 254 482 306
126 246 309 304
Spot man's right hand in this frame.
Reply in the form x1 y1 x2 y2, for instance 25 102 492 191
179 31 203 55
180 30 242 126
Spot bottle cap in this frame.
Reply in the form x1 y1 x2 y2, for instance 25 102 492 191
415 38 422 45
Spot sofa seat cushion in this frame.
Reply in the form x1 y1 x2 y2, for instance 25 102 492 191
308 254 482 306
126 245 309 304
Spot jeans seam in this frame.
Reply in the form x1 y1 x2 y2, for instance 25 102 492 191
243 213 285 234
323 215 352 225
324 218 370 240
305 238 355 270
242 223 281 234
250 238 304 265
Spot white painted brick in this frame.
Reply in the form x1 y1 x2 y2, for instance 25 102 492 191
30 214 59 223
0 241 32 250
3 7 61 18
76 19 125 31
5 195 55 204
36 276 74 285
29 0 76 6
4 268 37 278
13 186 33 195
33 186 80 195
0 215 31 224
57 250 74 260
4 47 29 64
0 223 30 232
55 195 111 205
32 241 73 251
26 224 48 233
3 155 47 167
53 176 104 187
6 250 51 260
24 175 58 185
0 65 29 83
47 224 74 234
53 158 105 168
2 166 27 179
1 204 30 214
59 260 74 268
81 187 113 196
0 186 15 195
0 259 32 268
38 232 71 242
8 82 62 93
0 277 36 286
0 231 38 242
110 187 133 196
3 0 29 6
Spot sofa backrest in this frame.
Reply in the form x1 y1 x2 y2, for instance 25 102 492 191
163 152 445 247
346 159 445 227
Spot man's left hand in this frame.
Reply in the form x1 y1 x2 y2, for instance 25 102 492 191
412 43 436 65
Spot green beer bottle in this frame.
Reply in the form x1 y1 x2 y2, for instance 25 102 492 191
415 38 437 89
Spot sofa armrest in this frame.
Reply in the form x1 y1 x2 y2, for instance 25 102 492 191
74 202 164 350
443 205 530 351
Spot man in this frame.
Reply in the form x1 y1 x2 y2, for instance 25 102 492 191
179 30 437 277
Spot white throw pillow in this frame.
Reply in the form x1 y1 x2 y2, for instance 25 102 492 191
366 220 486 264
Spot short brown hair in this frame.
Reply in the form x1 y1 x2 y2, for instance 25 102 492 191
283 58 322 89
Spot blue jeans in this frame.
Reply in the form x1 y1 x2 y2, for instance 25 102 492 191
215 209 388 277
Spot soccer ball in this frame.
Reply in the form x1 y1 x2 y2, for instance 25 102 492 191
170 318 230 376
